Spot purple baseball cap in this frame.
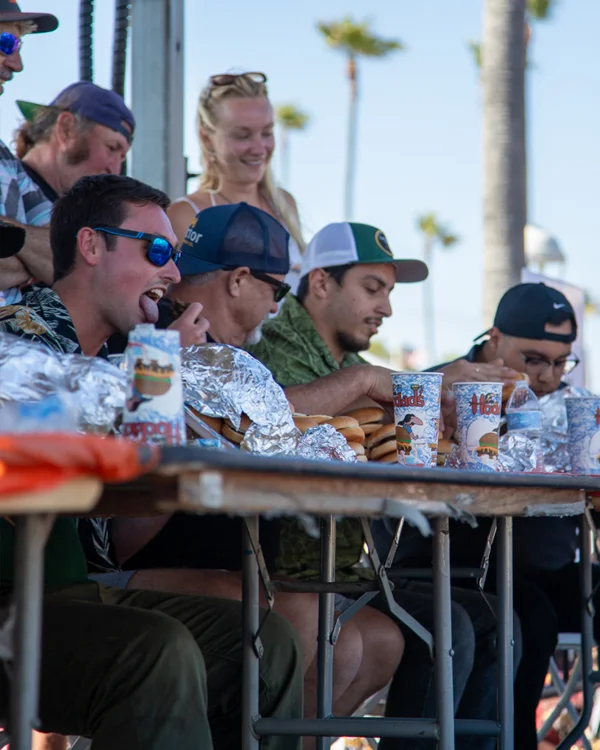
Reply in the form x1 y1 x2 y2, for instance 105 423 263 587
0 0 58 33
16 82 135 143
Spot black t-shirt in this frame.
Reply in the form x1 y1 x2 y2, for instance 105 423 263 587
376 346 579 573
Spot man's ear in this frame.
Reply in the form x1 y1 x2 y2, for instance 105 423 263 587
307 268 330 300
54 111 79 148
227 266 251 298
486 327 502 358
77 227 101 268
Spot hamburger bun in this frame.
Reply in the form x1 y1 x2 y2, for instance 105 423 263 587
502 372 529 405
370 439 397 461
366 423 395 451
437 438 454 455
187 407 223 435
347 442 366 456
293 415 323 433
339 426 366 443
224 414 251 433
362 423 383 437
310 415 332 425
356 454 369 463
324 416 360 430
377 451 399 464
222 423 244 445
343 407 386 426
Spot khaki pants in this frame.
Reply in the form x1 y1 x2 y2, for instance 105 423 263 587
1 582 302 750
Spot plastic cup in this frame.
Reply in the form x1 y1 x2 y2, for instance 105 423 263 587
122 324 186 445
566 397 600 475
392 372 443 468
453 382 503 471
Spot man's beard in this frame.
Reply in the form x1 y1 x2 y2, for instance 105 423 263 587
245 321 264 346
65 135 91 166
336 330 369 354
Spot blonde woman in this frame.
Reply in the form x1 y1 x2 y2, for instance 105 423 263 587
168 72 305 293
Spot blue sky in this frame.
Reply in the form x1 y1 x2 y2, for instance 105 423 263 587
2 1 599 387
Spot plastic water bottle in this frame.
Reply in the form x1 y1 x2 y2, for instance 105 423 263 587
505 380 542 469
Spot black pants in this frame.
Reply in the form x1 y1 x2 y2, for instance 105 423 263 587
482 561 600 750
368 580 521 750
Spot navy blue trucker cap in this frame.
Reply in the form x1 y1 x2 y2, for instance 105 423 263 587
178 203 290 277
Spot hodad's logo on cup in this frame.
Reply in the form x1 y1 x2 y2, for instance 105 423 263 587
392 372 443 468
454 382 502 472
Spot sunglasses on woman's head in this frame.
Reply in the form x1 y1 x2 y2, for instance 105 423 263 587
0 32 22 57
209 72 267 87
93 227 181 268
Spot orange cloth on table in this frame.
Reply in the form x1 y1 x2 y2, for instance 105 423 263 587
0 433 159 498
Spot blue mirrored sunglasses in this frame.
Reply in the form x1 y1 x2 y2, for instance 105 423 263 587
93 227 181 267
0 33 22 57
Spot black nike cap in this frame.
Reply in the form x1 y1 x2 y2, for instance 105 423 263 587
476 283 577 344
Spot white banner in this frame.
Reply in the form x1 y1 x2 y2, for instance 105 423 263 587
520 268 585 388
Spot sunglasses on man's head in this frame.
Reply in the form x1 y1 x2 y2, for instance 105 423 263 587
93 227 181 268
0 32 22 57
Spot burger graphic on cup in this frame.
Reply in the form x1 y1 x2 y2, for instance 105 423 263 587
474 432 499 466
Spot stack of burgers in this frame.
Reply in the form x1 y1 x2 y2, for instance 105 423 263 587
365 424 398 464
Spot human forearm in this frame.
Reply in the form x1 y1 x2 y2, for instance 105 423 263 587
0 254 30 289
1 218 53 284
285 365 377 416
111 514 173 565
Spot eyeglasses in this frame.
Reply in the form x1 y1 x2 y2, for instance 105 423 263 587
520 353 581 376
0 32 22 57
228 267 289 303
93 227 181 267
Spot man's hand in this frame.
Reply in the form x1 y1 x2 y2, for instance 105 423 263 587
0 254 31 289
439 358 518 389
365 365 395 403
168 302 210 347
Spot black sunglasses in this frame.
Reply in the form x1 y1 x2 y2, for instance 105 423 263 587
210 72 267 87
248 269 290 303
93 227 181 267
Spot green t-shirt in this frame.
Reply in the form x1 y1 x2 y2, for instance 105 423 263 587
0 287 107 594
247 295 370 581
0 517 89 595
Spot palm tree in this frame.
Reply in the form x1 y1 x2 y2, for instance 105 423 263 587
417 213 459 365
317 17 403 220
472 0 555 325
479 0 528 326
275 105 310 187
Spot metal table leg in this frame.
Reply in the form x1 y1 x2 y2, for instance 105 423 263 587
242 516 261 750
10 515 53 750
496 517 514 750
557 513 594 750
317 515 336 750
432 517 455 750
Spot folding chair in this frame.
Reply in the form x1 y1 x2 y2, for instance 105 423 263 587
537 633 593 750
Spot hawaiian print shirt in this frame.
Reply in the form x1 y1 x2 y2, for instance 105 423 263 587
0 285 108 358
247 294 370 581
248 293 366 387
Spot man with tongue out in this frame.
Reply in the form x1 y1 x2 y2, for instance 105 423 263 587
0 174 304 750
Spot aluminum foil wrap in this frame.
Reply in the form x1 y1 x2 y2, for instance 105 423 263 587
181 343 356 461
0 333 127 433
497 385 596 473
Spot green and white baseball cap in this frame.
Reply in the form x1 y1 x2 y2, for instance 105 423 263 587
300 222 428 283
